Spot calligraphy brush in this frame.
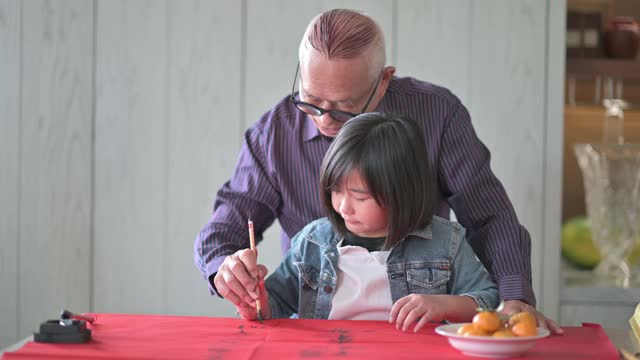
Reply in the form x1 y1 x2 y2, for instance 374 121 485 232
248 219 263 323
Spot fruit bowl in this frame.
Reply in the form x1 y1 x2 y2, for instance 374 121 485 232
435 323 550 358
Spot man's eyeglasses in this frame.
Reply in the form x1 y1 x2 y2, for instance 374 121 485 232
289 63 381 123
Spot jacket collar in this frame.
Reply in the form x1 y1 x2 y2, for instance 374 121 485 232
406 224 433 241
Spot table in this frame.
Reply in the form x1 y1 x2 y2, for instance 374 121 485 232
608 328 640 360
0 313 633 359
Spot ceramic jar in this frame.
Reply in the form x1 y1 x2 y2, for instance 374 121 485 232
604 16 640 59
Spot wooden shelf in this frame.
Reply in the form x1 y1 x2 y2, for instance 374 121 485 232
567 0 613 19
559 263 639 328
562 264 640 305
566 58 640 79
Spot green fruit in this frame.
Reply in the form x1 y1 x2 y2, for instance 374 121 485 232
561 217 602 269
628 241 640 266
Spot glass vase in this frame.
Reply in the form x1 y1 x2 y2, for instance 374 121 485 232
574 143 640 287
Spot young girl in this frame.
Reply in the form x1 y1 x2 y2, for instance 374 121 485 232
226 112 498 332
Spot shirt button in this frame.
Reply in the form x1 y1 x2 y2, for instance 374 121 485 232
324 285 333 293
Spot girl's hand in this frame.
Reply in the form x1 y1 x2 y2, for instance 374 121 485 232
389 294 451 332
234 278 273 321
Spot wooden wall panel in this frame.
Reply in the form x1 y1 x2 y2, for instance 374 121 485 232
19 0 93 338
0 0 20 349
396 0 472 102
467 0 548 306
165 0 243 316
541 0 566 321
94 0 166 314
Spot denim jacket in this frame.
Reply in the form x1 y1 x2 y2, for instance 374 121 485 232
265 217 498 319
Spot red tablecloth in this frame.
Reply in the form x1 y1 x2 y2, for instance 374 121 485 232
2 314 619 359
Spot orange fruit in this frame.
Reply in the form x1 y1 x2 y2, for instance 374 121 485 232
492 328 515 338
508 311 537 337
472 311 502 333
511 321 537 337
457 323 489 336
508 312 536 327
457 323 476 335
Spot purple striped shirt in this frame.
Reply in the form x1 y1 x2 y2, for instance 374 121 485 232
194 76 535 305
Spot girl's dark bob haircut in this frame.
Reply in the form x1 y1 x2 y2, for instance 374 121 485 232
319 112 436 249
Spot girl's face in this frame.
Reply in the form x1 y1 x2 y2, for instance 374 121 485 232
331 169 388 238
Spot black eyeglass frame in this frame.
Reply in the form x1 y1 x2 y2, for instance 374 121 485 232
289 63 382 123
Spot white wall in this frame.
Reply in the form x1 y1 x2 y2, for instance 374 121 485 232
0 0 20 347
0 0 565 347
1 0 93 347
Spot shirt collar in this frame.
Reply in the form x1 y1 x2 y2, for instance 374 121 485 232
302 115 321 142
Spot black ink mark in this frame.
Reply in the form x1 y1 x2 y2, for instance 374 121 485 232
331 328 352 344
300 347 324 357
219 338 237 344
335 345 351 356
207 347 230 360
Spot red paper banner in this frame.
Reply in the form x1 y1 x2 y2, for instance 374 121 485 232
2 314 619 359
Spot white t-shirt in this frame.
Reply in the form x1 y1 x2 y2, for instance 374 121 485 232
327 242 393 320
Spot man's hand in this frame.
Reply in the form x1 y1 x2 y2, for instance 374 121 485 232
500 300 564 335
213 249 269 309
235 278 272 321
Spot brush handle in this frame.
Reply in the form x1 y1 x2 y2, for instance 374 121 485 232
248 220 257 251
248 220 262 317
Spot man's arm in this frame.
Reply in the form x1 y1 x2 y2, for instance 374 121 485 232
194 119 281 296
438 103 535 306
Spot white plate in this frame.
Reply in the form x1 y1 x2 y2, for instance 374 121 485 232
435 323 550 358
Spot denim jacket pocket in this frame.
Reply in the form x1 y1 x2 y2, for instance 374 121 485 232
405 261 450 294
294 261 320 290
294 261 321 318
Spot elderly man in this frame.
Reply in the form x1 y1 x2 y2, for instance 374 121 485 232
195 8 561 333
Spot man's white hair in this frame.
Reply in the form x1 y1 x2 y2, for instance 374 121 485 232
298 9 386 81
